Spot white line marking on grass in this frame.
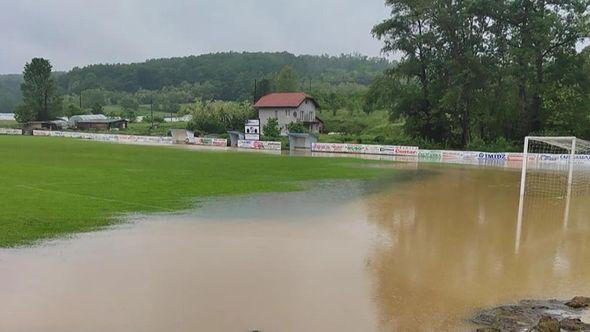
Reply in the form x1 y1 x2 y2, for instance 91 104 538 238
15 184 174 212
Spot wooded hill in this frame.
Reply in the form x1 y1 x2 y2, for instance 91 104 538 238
0 52 390 112
0 74 23 113
58 52 390 101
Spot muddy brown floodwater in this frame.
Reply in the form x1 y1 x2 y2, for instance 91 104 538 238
1 163 589 332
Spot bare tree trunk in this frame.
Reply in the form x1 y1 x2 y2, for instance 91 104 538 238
43 88 48 121
531 52 544 132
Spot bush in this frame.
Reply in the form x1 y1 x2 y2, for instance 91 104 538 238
466 136 519 152
91 103 104 115
65 104 88 117
143 115 165 123
263 117 281 140
286 121 307 133
14 104 36 124
187 100 256 135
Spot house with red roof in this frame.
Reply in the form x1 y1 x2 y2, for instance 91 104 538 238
254 92 323 136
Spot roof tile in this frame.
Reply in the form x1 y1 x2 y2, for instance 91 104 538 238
254 92 318 108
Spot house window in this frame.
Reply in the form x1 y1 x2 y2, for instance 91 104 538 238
293 111 297 118
274 110 278 118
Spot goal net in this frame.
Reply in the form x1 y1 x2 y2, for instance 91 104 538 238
519 136 590 199
515 136 590 252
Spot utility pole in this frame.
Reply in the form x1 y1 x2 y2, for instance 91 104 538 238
79 90 82 109
253 79 257 104
150 99 154 130
309 79 312 93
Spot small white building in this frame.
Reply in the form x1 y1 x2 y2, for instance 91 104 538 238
0 113 15 121
164 115 193 123
254 92 323 136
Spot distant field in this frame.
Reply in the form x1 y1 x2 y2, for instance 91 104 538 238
0 120 20 128
317 109 408 145
0 136 389 247
0 117 187 136
103 104 190 117
103 104 162 116
118 121 189 136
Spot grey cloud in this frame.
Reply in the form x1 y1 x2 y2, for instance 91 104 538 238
0 0 390 74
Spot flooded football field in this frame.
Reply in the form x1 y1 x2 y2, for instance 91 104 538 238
1 163 589 331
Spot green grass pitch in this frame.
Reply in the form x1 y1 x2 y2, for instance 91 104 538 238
0 135 388 247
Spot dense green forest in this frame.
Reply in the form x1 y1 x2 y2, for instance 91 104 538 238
366 0 590 148
0 52 389 114
0 75 23 113
57 52 389 98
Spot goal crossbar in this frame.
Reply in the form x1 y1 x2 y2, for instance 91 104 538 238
525 136 590 153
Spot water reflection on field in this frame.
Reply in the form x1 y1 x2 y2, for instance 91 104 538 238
1 163 589 331
366 165 590 330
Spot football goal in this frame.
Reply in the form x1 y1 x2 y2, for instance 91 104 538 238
519 136 590 199
515 136 590 253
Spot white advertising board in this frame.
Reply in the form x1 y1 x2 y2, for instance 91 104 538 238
191 137 227 147
245 119 260 141
238 139 281 150
311 143 419 156
32 130 174 145
418 150 443 161
0 128 22 135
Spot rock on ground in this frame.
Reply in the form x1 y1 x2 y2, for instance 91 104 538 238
471 297 590 331
566 297 590 309
534 315 560 332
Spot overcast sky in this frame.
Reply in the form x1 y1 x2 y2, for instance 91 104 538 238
0 0 391 74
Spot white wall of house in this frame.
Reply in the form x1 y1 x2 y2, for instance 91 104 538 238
258 99 318 135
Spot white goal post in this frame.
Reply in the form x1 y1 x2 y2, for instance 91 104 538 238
515 136 590 253
519 136 590 199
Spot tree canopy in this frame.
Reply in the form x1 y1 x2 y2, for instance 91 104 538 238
262 117 281 139
368 0 590 147
58 52 389 100
274 65 299 92
15 58 61 123
0 75 22 113
1 52 390 114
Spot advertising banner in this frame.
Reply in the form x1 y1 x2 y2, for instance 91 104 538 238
0 128 22 135
418 150 443 161
28 130 590 167
461 151 481 160
192 137 227 147
244 119 260 141
238 139 281 150
477 152 507 161
441 150 463 160
506 153 523 161
32 130 174 145
311 143 419 156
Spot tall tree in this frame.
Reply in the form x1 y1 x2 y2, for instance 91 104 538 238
503 0 590 135
371 0 449 142
91 103 104 115
262 117 281 139
18 58 61 122
13 104 36 124
274 65 300 92
255 78 273 101
370 0 590 147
